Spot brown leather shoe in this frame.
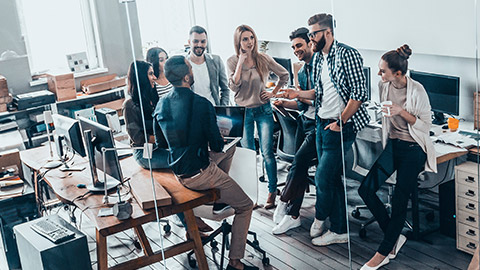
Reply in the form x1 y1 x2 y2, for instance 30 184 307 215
264 191 277 209
195 216 213 232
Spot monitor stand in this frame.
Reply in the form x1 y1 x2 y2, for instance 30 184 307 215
87 174 119 192
432 112 447 125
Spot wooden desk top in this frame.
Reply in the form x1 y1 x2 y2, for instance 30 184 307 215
20 145 218 236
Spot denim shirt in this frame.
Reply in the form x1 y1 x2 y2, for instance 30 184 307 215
153 87 224 175
296 57 315 113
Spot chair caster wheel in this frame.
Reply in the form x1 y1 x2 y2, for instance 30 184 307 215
252 240 259 248
262 257 270 266
352 209 361 219
426 211 434 222
163 224 171 233
259 176 266 182
359 227 367 238
188 257 197 268
211 240 218 249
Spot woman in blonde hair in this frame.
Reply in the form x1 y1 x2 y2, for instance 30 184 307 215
227 25 289 209
358 45 436 269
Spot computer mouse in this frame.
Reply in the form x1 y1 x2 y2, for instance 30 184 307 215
429 131 434 136
442 125 449 130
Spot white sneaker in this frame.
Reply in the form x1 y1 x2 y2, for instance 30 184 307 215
272 215 301 235
360 256 390 270
273 201 287 224
311 230 348 246
310 218 325 238
388 234 407 259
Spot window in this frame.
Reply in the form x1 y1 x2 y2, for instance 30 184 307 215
17 0 102 74
136 0 194 56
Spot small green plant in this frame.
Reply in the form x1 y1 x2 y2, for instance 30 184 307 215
259 40 270 53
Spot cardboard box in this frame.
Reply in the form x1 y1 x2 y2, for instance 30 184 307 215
82 76 126 95
80 74 117 89
0 94 12 104
47 72 77 101
94 98 125 116
0 149 24 180
0 75 8 97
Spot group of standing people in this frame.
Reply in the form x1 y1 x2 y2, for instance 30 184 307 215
122 12 437 270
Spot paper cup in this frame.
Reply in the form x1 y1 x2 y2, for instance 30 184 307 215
381 101 392 117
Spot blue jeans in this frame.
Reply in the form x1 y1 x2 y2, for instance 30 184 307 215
314 118 356 234
240 103 277 193
133 148 170 169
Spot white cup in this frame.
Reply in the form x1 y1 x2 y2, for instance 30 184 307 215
381 101 392 117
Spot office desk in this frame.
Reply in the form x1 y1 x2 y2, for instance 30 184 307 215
20 145 218 270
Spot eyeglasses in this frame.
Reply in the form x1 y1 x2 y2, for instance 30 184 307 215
308 28 328 39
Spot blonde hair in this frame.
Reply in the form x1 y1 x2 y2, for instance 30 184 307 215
233 25 269 82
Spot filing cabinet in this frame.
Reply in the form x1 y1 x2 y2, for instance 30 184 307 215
455 161 480 254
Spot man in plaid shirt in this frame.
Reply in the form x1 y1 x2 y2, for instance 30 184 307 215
278 13 369 246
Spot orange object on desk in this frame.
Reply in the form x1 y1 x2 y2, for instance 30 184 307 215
448 117 459 132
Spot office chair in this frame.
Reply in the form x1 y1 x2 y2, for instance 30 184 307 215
186 147 270 269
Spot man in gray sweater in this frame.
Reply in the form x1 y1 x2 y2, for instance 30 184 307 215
187 25 230 106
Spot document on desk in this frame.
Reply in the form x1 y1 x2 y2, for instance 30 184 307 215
434 141 467 158
436 132 478 148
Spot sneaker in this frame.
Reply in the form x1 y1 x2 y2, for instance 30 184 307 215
311 230 348 246
310 218 325 238
273 200 287 224
272 215 301 235
212 203 231 215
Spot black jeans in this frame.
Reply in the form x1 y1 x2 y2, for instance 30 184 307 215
279 115 316 217
315 119 356 234
358 138 426 256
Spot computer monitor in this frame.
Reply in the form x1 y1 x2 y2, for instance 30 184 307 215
52 114 86 157
273 57 294 86
214 106 246 138
410 70 460 125
78 117 123 192
363 66 371 100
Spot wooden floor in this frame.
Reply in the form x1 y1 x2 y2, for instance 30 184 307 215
0 159 473 270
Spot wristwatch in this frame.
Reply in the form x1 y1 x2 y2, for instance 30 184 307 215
336 119 343 127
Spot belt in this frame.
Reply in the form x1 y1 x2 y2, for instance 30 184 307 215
177 164 209 179
318 117 336 124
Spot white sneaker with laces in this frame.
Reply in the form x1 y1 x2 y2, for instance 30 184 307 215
311 230 348 246
273 201 287 224
310 218 325 238
272 215 301 235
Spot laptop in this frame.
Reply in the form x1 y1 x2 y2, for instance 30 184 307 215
214 106 246 152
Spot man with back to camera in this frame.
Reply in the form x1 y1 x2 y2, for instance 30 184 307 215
271 27 317 235
278 13 369 246
187 25 230 106
153 55 258 270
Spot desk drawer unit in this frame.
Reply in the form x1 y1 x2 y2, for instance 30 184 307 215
455 161 480 255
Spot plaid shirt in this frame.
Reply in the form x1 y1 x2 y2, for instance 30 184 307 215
312 41 370 133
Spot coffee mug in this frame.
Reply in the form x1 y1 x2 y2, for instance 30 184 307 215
448 117 459 132
381 101 392 117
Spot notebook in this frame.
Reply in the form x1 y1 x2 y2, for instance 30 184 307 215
214 106 246 152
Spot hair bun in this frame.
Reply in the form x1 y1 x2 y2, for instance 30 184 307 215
396 44 412 60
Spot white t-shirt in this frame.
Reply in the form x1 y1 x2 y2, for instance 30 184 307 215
317 53 344 119
189 60 215 105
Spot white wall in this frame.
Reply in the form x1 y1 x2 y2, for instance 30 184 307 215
195 0 480 122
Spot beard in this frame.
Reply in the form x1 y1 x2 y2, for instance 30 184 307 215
188 73 195 87
312 34 326 52
193 46 205 57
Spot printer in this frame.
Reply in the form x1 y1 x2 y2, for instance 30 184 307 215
13 90 55 110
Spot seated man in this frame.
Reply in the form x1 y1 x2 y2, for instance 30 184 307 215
271 27 316 234
153 55 257 270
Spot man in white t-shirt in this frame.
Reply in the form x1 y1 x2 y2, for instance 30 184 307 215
187 25 230 106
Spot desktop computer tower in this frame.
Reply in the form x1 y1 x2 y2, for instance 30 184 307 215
13 214 91 270
0 190 38 270
439 180 456 238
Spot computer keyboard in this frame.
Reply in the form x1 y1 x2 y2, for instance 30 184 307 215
459 131 480 141
30 219 75 244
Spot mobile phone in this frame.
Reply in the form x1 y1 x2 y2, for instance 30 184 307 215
241 49 246 53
